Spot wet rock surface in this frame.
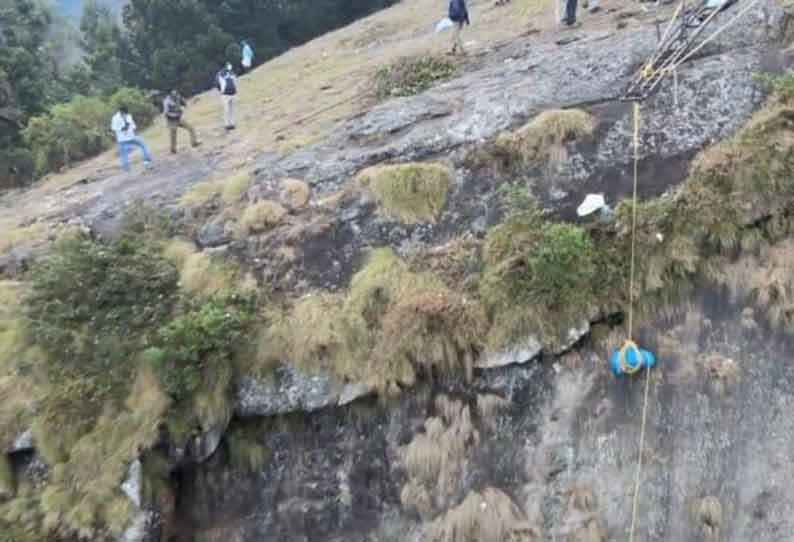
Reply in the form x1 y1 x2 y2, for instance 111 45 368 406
176 291 794 542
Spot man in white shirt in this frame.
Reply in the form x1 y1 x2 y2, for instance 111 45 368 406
110 106 152 172
216 63 237 131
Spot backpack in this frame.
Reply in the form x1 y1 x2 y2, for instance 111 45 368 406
222 73 237 96
165 98 182 120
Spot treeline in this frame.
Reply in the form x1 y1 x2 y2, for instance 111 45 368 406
0 0 397 188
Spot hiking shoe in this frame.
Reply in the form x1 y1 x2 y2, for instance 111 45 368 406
144 161 153 169
563 20 582 28
192 141 202 148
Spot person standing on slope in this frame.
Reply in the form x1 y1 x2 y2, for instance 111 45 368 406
563 0 582 28
163 89 200 154
111 106 152 172
216 63 238 131
448 0 470 55
241 40 254 73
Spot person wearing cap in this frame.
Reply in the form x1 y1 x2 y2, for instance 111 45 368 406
162 89 200 154
110 106 152 172
216 63 238 131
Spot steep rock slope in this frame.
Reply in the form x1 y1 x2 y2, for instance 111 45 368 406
3 0 794 541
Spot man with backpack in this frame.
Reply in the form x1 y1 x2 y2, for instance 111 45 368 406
110 106 152 172
216 63 238 131
448 0 470 55
162 89 200 154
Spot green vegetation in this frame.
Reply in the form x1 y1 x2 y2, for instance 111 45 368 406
268 248 486 392
22 88 156 176
358 163 452 224
221 171 253 205
236 200 288 238
466 109 595 173
224 420 270 473
0 210 260 540
373 56 456 100
0 0 399 188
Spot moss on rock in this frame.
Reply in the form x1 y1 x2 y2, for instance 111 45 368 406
358 162 452 224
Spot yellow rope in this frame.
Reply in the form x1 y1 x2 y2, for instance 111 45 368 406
628 102 640 341
627 101 653 542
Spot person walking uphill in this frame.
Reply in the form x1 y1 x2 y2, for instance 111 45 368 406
448 0 470 55
111 106 152 172
163 89 200 153
217 63 238 131
241 40 254 73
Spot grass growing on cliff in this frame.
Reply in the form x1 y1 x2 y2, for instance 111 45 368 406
358 162 452 224
373 55 456 100
266 248 486 392
225 419 270 472
466 108 595 173
400 396 480 518
235 200 287 238
0 214 261 540
428 487 532 542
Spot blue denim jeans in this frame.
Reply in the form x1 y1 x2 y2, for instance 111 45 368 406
118 137 152 172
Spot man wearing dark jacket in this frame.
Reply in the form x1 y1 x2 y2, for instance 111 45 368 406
448 0 470 55
162 90 199 153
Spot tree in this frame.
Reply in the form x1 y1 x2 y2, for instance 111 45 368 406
79 0 125 95
122 0 232 93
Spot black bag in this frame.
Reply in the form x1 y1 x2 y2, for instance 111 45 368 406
222 74 237 96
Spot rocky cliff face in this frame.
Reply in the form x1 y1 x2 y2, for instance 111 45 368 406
163 3 794 541
176 290 794 542
5 1 794 541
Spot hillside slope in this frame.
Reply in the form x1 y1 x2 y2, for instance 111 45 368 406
3 0 794 541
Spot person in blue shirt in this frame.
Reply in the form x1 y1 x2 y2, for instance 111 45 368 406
241 40 254 73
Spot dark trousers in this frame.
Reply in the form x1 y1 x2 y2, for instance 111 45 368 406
565 0 578 24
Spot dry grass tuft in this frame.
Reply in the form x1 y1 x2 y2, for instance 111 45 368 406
358 163 451 224
0 222 46 257
221 171 253 205
235 200 287 238
162 239 196 269
179 179 223 207
265 292 346 371
400 396 479 517
427 487 533 542
711 240 794 332
281 178 312 210
471 109 595 173
266 248 486 391
180 251 238 297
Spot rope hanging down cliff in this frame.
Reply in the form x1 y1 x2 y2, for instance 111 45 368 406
619 1 762 538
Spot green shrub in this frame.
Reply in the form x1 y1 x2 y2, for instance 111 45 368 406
147 299 251 402
109 87 158 128
23 96 113 175
27 234 179 384
373 56 456 100
22 87 157 177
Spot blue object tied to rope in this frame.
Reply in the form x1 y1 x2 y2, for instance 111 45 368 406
610 341 657 376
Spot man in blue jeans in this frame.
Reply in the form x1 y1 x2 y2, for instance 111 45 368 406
111 106 152 172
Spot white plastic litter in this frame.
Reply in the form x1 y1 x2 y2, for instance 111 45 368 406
436 17 454 33
577 193 606 217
